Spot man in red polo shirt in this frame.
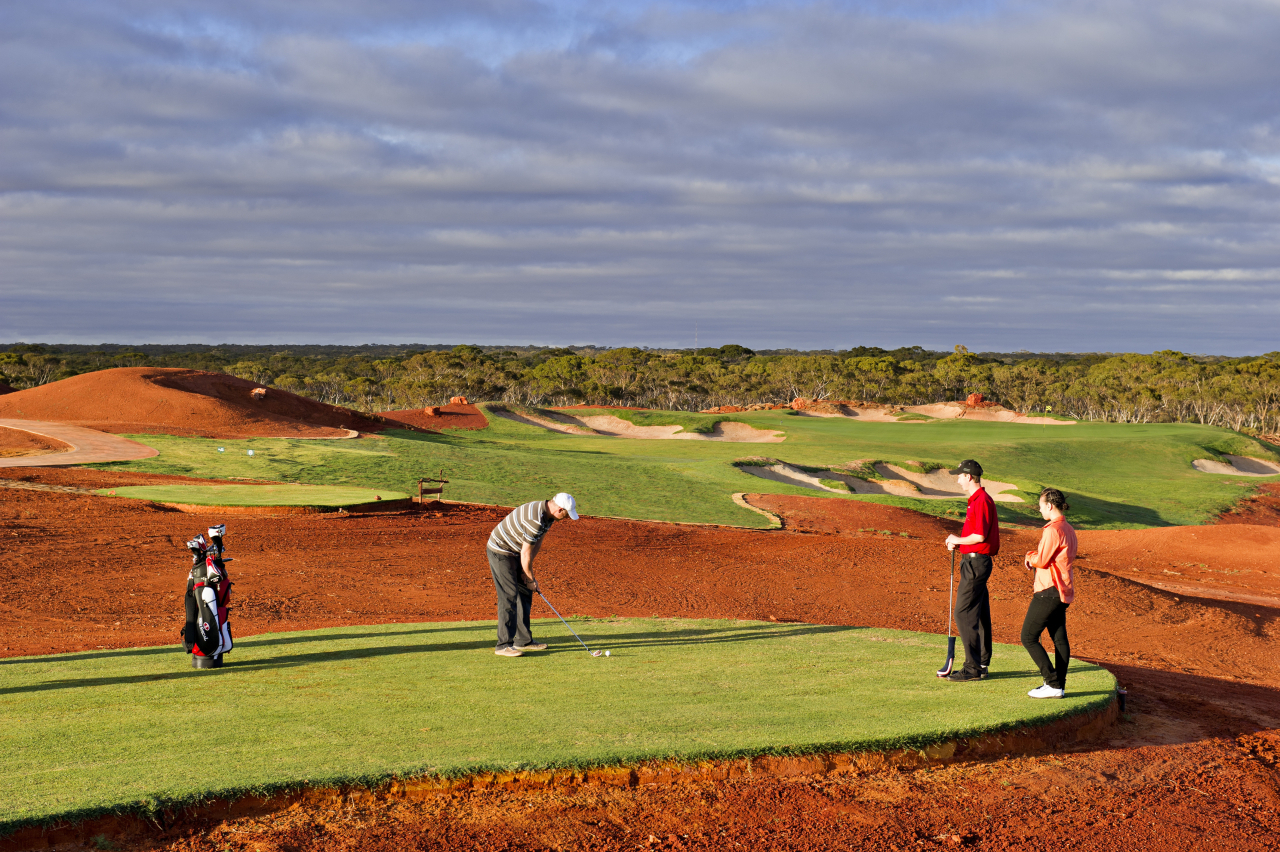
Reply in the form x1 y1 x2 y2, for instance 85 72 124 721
943 459 1000 682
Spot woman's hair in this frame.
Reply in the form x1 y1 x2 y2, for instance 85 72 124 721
1039 488 1070 512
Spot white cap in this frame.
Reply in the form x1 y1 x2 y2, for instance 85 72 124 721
552 492 579 520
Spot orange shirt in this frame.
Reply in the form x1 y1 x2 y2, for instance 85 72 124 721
1025 517 1077 604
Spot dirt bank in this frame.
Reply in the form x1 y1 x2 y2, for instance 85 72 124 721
3 479 1278 851
0 368 399 439
378 402 486 431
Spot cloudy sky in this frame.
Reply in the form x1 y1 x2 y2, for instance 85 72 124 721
3 0 1279 353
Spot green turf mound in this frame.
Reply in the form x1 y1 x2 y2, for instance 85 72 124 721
97 483 408 507
0 619 1115 831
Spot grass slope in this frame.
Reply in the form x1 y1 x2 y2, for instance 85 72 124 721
96 483 407 507
89 407 1277 529
0 618 1115 830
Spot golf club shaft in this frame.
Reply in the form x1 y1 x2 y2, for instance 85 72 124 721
538 591 593 653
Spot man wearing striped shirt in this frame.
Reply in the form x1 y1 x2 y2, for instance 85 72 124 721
486 492 580 657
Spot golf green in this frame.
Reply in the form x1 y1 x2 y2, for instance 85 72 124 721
0 618 1115 830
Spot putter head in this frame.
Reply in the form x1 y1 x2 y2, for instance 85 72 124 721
936 637 957 677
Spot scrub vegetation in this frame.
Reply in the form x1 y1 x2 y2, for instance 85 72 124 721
0 619 1115 831
4 342 1280 435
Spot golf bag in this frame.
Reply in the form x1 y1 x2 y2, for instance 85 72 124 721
181 525 234 668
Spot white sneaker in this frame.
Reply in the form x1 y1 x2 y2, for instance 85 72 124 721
1028 683 1065 699
514 642 547 651
495 646 524 657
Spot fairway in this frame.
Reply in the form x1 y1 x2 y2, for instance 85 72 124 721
94 404 1279 529
98 482 408 507
0 618 1115 830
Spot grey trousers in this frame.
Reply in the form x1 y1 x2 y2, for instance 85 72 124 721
487 548 534 649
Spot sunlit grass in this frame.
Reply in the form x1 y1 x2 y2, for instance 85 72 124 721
0 618 1115 830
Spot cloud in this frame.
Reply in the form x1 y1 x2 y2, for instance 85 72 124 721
2 0 1279 353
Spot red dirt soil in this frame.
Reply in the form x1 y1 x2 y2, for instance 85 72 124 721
0 368 407 439
379 402 488 430
0 425 71 458
3 476 1279 851
1218 482 1280 527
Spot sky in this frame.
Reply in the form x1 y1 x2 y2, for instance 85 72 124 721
2 0 1279 354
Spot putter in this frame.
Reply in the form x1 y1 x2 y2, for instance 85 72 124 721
537 590 603 656
936 549 957 677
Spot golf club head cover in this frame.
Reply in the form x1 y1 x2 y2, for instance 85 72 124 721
208 524 225 555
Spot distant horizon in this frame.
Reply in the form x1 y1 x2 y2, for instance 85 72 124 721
2 340 1274 360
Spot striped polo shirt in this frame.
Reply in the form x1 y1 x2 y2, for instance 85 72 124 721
487 500 555 555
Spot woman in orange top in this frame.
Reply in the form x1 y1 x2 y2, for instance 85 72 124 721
1021 488 1077 699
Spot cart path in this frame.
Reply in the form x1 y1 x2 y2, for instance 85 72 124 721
0 419 159 467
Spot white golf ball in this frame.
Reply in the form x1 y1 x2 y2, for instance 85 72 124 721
604 650 610 657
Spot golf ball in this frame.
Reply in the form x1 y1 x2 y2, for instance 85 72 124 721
605 650 610 657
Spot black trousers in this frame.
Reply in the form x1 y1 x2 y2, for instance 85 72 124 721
1022 589 1071 690
955 553 993 675
487 548 535 649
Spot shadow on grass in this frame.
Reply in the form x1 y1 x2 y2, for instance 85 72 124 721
0 623 859 696
537 622 855 655
0 624 490 667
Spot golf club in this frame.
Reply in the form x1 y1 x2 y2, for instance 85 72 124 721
936 549 957 677
537 590 603 657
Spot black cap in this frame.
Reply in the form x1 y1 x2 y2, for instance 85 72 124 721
949 459 983 477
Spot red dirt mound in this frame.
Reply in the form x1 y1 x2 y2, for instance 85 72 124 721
380 402 487 430
0 368 402 439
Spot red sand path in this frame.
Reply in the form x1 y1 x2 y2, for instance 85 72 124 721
0 419 159 467
2 473 1278 851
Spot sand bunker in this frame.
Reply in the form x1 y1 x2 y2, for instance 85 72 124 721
1193 455 1280 476
873 463 1023 502
0 367 402 440
904 402 1072 425
740 461 1024 502
491 407 784 443
740 462 922 497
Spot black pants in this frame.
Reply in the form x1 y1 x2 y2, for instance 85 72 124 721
487 548 535 649
955 553 993 675
1022 589 1070 689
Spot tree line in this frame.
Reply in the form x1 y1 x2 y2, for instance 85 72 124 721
3 342 1279 436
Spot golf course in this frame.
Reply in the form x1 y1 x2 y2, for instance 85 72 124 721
2 367 1278 850
88 402 1278 529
